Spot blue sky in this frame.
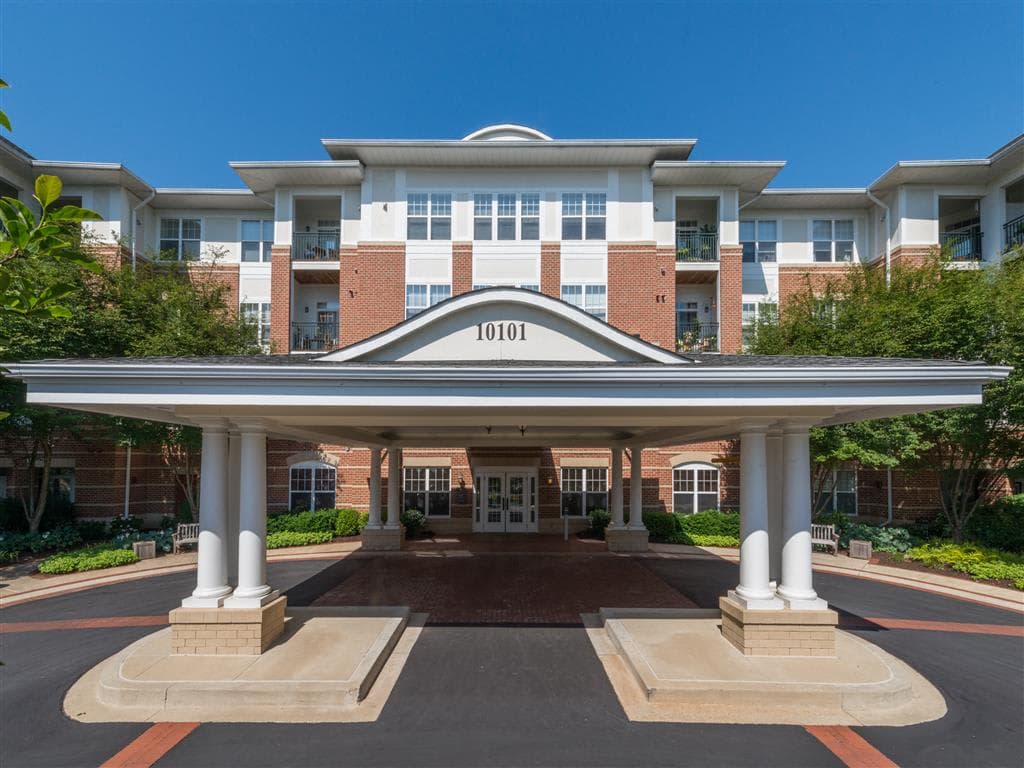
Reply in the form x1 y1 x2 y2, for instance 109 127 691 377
1 1 1021 188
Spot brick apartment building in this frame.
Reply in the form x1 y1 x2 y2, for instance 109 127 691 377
1 124 1021 530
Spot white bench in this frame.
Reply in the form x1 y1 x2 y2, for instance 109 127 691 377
172 523 200 553
811 523 839 555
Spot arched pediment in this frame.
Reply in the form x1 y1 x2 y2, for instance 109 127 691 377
317 289 687 364
461 124 553 142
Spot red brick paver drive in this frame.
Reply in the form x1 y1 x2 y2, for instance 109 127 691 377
313 553 697 624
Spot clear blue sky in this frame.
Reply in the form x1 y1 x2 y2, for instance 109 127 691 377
1 1 1021 189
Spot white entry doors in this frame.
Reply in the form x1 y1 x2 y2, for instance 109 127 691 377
474 468 538 533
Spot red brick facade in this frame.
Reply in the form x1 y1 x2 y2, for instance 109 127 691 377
777 263 854 312
452 242 473 296
339 243 405 345
540 242 561 299
606 242 675 350
269 245 291 353
718 244 744 354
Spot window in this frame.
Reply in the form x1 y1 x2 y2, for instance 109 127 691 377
677 300 698 338
521 193 540 240
289 462 336 512
740 220 777 263
561 193 606 240
241 220 273 262
817 467 857 515
672 464 718 514
561 284 607 321
241 302 271 347
473 192 541 241
403 467 450 517
159 218 201 260
561 467 608 517
407 193 451 240
405 284 452 318
812 219 854 262
741 301 778 348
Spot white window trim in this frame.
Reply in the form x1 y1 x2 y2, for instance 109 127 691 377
672 462 719 515
560 282 608 321
560 466 609 517
403 466 451 517
561 192 608 242
740 218 778 263
288 460 336 512
821 466 858 516
405 283 452 319
240 219 274 263
159 217 202 261
809 218 857 263
240 301 272 349
406 192 453 241
472 192 542 242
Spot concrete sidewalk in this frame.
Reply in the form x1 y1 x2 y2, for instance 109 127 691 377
649 543 1024 613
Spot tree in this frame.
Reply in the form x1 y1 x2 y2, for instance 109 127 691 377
750 249 1023 540
0 252 263 531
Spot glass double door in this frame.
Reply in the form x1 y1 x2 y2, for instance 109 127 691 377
476 470 536 533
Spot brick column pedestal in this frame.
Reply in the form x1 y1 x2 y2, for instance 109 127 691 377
719 596 837 657
169 596 287 655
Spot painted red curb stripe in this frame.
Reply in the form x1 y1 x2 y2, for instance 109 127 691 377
863 617 1024 637
100 722 199 768
805 725 898 768
0 615 167 633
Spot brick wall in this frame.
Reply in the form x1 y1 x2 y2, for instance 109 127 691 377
607 243 675 349
269 245 291 353
540 242 561 299
889 245 938 269
718 245 743 354
777 263 854 312
452 242 473 295
339 243 405 345
187 262 240 316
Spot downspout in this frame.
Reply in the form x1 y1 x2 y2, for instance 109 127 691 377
130 190 156 272
866 190 891 287
122 444 132 520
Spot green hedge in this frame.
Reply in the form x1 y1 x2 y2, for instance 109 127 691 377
266 531 334 549
588 509 611 538
641 510 741 547
905 541 1024 590
38 546 139 574
267 509 337 535
335 508 369 537
966 494 1024 553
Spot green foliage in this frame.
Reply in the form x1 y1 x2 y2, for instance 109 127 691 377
38 545 138 574
267 509 337 535
75 520 109 542
750 252 1024 541
0 523 84 561
0 77 10 132
642 511 679 543
677 510 740 537
112 529 174 554
400 508 427 538
905 541 1024 590
587 508 611 538
107 516 143 537
685 534 740 548
840 523 916 553
334 507 369 537
966 494 1024 553
266 530 333 549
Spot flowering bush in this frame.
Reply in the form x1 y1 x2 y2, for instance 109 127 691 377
111 529 174 554
266 530 333 549
38 545 138 574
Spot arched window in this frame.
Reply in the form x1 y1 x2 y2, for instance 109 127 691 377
289 461 336 511
672 462 719 514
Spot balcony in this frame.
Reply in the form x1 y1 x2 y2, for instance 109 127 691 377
676 322 719 353
292 233 339 261
676 230 719 263
291 322 340 352
1004 215 1024 250
940 228 983 262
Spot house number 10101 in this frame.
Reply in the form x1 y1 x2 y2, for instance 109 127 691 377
476 322 527 341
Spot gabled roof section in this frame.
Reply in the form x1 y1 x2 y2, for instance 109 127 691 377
318 288 689 365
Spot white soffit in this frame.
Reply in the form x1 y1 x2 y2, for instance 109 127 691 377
230 161 364 197
745 189 872 210
650 161 785 193
151 188 272 210
318 288 688 365
31 161 153 198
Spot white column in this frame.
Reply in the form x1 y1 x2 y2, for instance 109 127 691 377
627 446 647 530
778 425 827 609
766 430 783 586
226 431 241 586
182 425 232 607
730 427 783 609
610 447 624 528
225 427 276 607
385 448 401 529
366 447 383 528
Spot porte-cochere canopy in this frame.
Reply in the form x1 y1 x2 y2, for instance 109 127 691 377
5 287 1010 449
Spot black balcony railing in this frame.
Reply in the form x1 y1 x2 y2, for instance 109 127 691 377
1004 215 1024 250
291 322 340 352
675 230 719 262
292 233 340 261
940 228 983 262
676 321 719 353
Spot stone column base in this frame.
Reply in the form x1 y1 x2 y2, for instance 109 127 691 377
169 595 287 655
719 595 837 657
606 528 650 553
361 526 404 551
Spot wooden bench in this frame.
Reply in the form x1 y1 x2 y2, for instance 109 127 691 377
811 523 839 555
172 523 200 553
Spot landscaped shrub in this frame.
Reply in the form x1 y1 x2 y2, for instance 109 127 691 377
905 541 1024 590
38 545 138 574
400 509 427 538
839 523 916 554
642 511 678 543
108 516 143 537
112 529 174 554
685 533 740 548
335 508 369 537
676 510 740 538
966 495 1024 553
267 509 337 535
0 524 84 562
588 509 611 538
75 520 109 542
266 530 333 549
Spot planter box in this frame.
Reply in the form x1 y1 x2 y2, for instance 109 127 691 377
849 539 872 560
132 540 156 560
